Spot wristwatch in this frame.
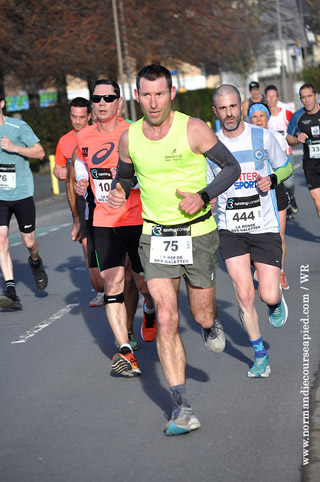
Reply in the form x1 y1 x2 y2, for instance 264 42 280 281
269 173 277 189
198 190 210 208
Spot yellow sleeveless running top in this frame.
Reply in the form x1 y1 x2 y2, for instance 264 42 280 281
128 111 216 236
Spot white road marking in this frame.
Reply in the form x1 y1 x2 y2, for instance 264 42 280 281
9 223 71 247
11 304 80 344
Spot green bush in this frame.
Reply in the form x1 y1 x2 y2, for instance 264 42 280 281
173 88 217 127
302 67 320 92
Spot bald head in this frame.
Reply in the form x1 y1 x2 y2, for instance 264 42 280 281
213 84 241 107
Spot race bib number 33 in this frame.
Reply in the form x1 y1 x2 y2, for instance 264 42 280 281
150 225 193 265
308 140 320 159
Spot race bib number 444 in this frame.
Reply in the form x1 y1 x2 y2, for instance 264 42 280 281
226 195 263 233
150 225 193 265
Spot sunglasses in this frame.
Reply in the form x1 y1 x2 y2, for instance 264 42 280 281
91 94 119 103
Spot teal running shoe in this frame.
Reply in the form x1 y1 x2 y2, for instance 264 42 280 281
165 406 200 436
247 355 271 378
268 294 288 328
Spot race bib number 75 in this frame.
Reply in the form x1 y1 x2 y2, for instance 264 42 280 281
150 225 193 265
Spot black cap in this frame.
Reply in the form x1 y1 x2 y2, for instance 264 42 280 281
249 81 259 91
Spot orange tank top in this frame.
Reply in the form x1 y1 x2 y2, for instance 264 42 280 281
77 119 142 227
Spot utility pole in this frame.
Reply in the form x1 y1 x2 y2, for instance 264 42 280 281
111 0 129 119
119 0 137 121
276 0 287 101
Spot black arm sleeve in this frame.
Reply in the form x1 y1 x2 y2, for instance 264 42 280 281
111 159 135 199
199 140 241 200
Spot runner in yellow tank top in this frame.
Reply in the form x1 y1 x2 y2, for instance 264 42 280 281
128 111 216 236
108 64 240 436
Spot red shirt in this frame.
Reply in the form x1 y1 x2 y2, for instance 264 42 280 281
55 130 77 166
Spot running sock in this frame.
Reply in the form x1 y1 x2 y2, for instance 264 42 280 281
143 303 155 314
249 336 268 358
30 257 41 270
120 343 133 354
5 280 16 295
170 384 191 408
267 301 281 311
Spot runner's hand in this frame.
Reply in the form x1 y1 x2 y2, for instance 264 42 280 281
108 182 126 208
210 197 217 209
1 135 16 153
296 132 308 144
76 178 89 196
257 174 271 192
176 189 204 215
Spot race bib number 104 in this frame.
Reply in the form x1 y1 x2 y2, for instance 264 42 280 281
90 167 112 203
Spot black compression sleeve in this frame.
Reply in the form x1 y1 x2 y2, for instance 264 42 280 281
111 159 135 199
199 140 241 200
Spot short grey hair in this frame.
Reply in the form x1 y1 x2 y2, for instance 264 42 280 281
213 84 241 107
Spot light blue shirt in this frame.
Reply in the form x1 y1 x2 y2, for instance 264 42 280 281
0 116 40 201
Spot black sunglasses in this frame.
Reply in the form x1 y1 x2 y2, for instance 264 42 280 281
91 94 119 103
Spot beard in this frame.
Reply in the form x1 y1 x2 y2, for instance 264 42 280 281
223 115 241 131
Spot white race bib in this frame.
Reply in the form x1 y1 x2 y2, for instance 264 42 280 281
308 141 320 159
150 225 193 265
0 164 16 190
226 195 263 233
90 168 112 203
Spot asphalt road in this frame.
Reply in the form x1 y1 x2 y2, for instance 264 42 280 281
1 151 319 482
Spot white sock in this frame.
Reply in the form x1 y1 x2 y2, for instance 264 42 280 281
120 343 133 353
144 303 155 314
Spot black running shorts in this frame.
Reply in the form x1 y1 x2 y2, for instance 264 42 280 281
93 225 143 273
219 229 282 268
0 197 36 233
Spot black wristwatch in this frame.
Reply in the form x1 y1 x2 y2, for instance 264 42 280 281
198 190 210 208
269 174 277 189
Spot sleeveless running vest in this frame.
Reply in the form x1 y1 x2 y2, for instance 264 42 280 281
128 111 216 236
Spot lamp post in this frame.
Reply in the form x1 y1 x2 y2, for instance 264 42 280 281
111 0 129 119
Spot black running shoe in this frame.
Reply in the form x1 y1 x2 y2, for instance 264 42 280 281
286 206 294 220
290 197 299 215
0 291 23 310
28 256 48 290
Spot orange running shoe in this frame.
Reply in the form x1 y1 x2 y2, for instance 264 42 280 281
141 301 157 342
111 347 141 377
280 271 289 290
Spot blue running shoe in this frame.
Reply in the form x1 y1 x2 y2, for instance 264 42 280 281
165 406 200 436
268 294 288 328
247 355 271 378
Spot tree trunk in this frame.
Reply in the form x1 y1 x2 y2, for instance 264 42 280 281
56 74 68 106
25 80 40 109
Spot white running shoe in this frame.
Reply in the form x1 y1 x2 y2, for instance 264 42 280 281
89 292 105 307
201 319 226 353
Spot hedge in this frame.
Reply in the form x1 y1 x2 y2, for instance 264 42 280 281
8 87 217 171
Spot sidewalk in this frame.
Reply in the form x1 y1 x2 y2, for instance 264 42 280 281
33 165 67 206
